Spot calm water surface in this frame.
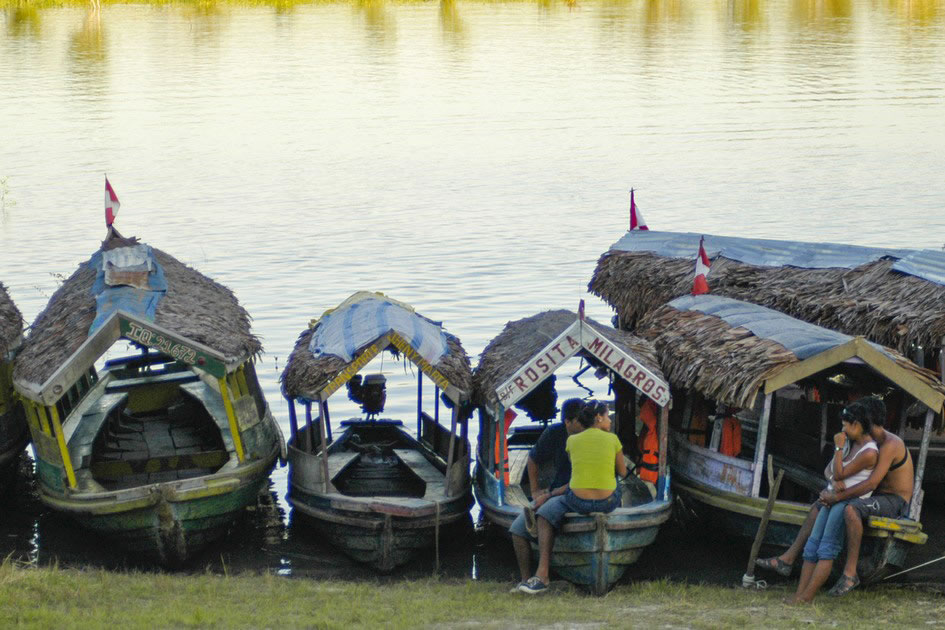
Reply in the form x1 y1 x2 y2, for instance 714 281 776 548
1 0 945 580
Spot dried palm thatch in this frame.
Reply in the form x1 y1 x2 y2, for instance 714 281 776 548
281 315 473 403
636 300 945 411
0 282 23 358
14 240 260 387
473 309 663 409
590 252 945 355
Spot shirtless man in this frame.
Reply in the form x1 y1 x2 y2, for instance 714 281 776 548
817 396 914 595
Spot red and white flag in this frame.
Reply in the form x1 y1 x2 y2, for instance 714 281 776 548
629 188 648 231
105 176 120 227
692 236 711 295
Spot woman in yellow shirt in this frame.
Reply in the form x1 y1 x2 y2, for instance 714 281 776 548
518 400 627 594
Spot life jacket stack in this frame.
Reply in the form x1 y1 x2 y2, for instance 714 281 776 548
719 415 742 457
638 399 660 484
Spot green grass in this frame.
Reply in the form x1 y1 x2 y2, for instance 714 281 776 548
2 559 944 629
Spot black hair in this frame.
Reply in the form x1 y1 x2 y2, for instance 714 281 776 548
561 398 585 423
841 399 881 433
578 399 608 428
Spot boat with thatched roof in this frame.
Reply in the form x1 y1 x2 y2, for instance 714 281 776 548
281 291 474 572
0 281 28 494
636 294 945 581
473 307 672 595
590 230 945 483
12 230 284 565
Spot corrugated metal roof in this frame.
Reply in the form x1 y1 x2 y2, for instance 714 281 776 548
668 295 882 361
609 231 945 287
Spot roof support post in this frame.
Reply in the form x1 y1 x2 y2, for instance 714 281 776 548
417 373 423 439
445 405 458 497
910 409 935 521
304 401 314 453
219 377 245 463
751 393 773 498
48 404 77 490
317 398 331 494
658 404 669 482
286 396 299 441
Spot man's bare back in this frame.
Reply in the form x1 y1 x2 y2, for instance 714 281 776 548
873 428 913 503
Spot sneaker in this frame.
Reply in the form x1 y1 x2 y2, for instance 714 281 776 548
518 576 549 595
524 507 538 538
510 581 527 594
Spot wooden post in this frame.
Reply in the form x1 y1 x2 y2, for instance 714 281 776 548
658 404 669 481
435 386 440 424
48 405 77 489
323 400 332 443
317 399 331 494
910 409 935 521
417 373 423 440
286 396 299 441
304 401 314 453
219 377 245 463
751 394 773 498
445 406 458 497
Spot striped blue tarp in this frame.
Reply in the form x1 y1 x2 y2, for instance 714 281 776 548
308 297 448 364
668 295 890 360
609 231 945 287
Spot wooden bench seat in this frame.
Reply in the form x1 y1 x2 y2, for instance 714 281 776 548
393 449 447 500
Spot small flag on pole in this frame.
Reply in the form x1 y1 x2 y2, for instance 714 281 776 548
629 188 648 231
692 236 711 295
105 176 120 227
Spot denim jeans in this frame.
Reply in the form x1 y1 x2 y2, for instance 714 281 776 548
509 490 620 539
803 500 851 563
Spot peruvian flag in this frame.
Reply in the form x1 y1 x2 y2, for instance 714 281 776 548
105 176 120 227
629 188 648 231
692 236 711 295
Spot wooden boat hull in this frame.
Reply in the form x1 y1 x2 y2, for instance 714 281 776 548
674 476 916 583
287 421 473 572
40 454 277 565
474 461 671 595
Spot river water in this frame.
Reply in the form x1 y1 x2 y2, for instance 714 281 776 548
1 0 944 582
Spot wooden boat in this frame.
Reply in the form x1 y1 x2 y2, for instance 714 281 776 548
636 295 944 582
281 291 474 572
12 230 284 565
0 282 28 494
473 307 673 595
590 229 945 486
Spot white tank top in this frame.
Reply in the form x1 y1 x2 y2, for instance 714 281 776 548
826 441 878 498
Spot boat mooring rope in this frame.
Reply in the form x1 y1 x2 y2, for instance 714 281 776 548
434 502 441 575
883 554 945 581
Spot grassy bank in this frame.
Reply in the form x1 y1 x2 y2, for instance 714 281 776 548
1 560 943 629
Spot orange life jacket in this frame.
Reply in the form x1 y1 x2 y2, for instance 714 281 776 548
689 398 708 447
639 400 659 483
719 415 742 457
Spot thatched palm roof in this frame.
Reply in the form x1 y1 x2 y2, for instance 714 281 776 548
14 238 260 387
473 309 664 409
281 298 473 402
590 233 945 354
0 282 23 358
636 295 945 411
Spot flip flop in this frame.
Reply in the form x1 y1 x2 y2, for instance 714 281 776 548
755 556 792 577
827 574 860 596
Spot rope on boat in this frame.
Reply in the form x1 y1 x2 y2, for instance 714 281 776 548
882 554 945 581
434 501 441 575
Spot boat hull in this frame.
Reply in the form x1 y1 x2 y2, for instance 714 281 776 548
674 477 913 582
287 422 473 572
474 461 671 595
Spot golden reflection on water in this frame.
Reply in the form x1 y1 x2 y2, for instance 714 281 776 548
4 2 42 38
439 0 465 47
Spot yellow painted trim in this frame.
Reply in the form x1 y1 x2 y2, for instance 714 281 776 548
22 398 40 434
235 365 250 398
219 377 245 463
48 405 77 489
765 337 945 414
764 339 858 395
35 403 52 437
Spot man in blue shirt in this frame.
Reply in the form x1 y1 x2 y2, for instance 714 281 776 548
509 398 585 587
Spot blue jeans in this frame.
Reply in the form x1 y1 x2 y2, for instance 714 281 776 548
509 490 620 539
803 500 851 563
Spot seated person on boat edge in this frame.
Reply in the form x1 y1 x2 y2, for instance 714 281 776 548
756 397 914 597
787 403 878 604
508 397 585 585
515 400 627 595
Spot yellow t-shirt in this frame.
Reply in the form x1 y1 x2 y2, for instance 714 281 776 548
566 428 623 491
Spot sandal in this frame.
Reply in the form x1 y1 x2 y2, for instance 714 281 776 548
827 574 860 596
755 556 792 577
